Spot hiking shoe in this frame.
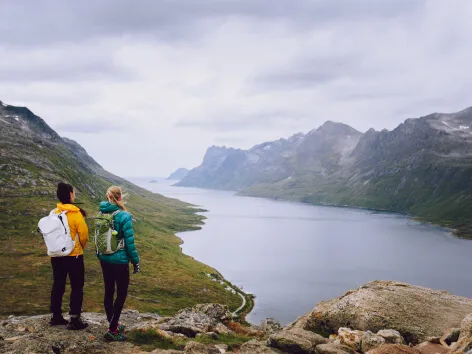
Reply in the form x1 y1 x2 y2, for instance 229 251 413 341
117 324 125 333
49 315 68 326
66 317 89 330
104 330 126 341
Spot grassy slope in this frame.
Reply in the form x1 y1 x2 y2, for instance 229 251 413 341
0 125 241 316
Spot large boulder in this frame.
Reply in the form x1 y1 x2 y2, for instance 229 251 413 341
160 304 231 337
268 328 328 353
288 281 472 344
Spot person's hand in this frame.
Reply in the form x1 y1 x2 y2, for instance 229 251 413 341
133 263 140 274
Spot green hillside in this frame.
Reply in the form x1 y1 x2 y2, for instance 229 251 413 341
0 101 241 316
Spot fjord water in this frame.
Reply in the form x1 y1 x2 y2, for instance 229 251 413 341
134 178 472 326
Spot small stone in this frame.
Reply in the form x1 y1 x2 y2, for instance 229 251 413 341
361 331 386 352
315 343 357 354
214 343 228 353
259 318 282 334
338 328 363 351
215 323 232 335
185 341 220 354
377 329 405 344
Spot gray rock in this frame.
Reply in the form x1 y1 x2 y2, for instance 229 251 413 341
376 329 404 344
289 281 472 345
184 341 220 354
268 328 328 353
260 318 282 334
361 331 386 352
314 343 357 354
240 339 285 354
160 304 230 337
214 323 232 335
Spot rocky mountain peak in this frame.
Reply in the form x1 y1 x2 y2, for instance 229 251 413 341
0 100 62 142
313 120 362 137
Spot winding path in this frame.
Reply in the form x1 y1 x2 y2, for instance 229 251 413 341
232 291 247 317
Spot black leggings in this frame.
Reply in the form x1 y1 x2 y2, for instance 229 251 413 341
100 261 129 331
50 256 85 317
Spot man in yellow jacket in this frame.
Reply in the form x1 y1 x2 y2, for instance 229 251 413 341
50 182 89 330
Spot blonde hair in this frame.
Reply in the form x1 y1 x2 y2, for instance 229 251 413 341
106 186 127 211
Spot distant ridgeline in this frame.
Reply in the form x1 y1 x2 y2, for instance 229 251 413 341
0 100 242 316
167 168 190 181
178 107 472 238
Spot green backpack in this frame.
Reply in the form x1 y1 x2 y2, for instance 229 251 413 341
94 210 124 255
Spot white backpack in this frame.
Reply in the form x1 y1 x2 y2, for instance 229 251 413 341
38 209 77 257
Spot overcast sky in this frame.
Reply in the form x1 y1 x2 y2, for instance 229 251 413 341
1 1 472 177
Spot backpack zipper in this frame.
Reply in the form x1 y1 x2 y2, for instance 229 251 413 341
58 215 67 234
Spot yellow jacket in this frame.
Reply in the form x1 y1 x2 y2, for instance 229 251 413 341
55 203 89 256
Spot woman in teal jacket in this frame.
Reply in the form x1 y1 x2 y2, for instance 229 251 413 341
98 186 140 341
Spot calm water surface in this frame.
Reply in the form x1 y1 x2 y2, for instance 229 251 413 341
132 178 472 325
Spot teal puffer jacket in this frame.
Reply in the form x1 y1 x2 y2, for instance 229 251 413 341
97 201 140 265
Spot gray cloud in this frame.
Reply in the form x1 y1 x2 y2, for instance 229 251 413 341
176 109 311 132
1 0 472 176
0 0 424 46
54 119 127 134
0 48 132 83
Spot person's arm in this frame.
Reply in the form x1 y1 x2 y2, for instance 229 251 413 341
122 213 140 265
77 214 89 250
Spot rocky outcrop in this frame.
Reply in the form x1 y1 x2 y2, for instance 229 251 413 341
3 283 472 354
260 318 282 334
267 328 328 353
159 304 232 337
289 280 472 344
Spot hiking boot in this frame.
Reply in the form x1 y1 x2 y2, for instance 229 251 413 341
49 315 68 326
104 329 126 341
66 317 89 330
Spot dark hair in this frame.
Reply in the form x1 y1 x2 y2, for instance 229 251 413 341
56 182 88 217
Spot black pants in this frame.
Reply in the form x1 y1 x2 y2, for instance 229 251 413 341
100 261 129 331
50 255 85 317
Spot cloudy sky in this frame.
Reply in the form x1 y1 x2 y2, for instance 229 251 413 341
1 1 472 177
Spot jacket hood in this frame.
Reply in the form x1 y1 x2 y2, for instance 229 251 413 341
100 201 121 213
56 203 81 212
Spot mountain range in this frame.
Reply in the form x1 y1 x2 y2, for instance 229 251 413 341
177 106 472 237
